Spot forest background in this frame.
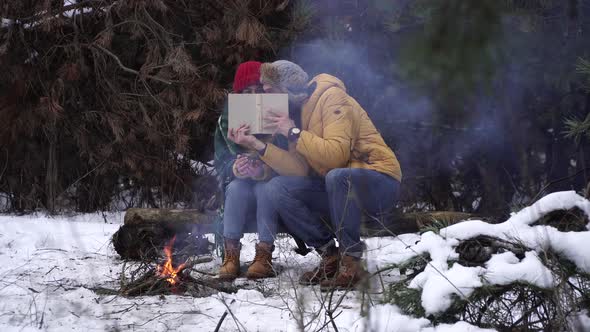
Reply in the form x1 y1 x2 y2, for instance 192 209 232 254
1 0 590 219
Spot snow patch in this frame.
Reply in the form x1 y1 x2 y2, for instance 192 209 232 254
410 263 484 315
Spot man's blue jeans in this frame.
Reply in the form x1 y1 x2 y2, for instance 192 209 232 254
266 168 400 257
222 179 278 243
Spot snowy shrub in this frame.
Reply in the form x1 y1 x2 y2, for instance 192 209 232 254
382 191 590 331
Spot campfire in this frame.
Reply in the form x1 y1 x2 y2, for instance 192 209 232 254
156 236 186 286
115 236 194 296
102 234 238 297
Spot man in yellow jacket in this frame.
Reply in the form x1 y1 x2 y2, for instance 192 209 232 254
259 60 402 290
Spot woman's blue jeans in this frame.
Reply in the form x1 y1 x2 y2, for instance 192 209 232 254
222 179 278 243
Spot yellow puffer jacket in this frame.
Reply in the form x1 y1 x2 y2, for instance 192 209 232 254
259 140 309 177
295 74 402 181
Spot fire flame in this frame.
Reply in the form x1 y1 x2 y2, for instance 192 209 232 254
156 236 186 285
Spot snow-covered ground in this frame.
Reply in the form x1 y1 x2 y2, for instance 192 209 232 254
0 191 589 331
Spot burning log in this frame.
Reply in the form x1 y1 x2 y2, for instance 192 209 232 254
112 209 215 260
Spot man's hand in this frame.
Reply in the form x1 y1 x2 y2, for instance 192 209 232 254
234 154 264 178
228 124 266 150
265 109 295 137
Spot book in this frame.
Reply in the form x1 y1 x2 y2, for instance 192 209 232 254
228 93 289 135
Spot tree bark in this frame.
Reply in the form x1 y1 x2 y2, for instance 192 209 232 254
124 208 218 226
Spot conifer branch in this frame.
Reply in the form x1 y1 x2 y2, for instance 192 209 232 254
91 44 172 85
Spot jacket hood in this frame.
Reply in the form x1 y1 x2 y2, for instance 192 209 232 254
308 74 346 95
300 74 347 131
303 74 347 115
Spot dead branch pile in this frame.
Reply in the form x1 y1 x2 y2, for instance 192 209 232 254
94 257 237 297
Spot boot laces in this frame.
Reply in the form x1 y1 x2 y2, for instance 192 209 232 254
223 250 238 266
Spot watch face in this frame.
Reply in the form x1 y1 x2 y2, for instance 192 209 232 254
292 128 301 134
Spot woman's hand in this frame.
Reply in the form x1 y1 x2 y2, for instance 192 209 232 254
265 110 295 137
228 124 266 150
234 154 264 178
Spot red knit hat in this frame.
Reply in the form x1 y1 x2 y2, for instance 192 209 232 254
232 61 262 93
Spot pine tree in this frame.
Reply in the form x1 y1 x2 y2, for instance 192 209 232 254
0 0 311 212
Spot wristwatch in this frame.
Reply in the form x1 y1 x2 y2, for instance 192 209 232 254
288 127 301 142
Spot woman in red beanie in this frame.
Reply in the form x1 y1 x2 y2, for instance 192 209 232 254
213 61 308 280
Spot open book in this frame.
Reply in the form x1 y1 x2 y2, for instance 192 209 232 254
228 93 288 135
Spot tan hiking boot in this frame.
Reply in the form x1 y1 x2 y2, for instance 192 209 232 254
320 255 369 291
299 251 339 285
219 238 241 280
246 242 275 279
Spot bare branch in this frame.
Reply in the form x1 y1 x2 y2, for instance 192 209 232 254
90 44 172 85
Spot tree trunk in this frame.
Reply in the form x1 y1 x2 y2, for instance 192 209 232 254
114 208 475 259
124 208 218 227
44 121 58 214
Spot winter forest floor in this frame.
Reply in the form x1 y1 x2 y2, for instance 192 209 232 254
1 192 590 331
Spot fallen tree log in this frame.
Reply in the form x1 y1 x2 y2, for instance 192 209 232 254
124 208 218 227
122 208 474 236
363 210 474 236
113 208 475 259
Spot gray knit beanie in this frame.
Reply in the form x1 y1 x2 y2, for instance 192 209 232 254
260 60 309 104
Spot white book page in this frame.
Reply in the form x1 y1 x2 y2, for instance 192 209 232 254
260 94 288 134
228 94 258 132
228 93 288 134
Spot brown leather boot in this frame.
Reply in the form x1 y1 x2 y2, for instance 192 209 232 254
299 246 339 285
245 242 275 279
320 255 369 291
219 238 241 280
